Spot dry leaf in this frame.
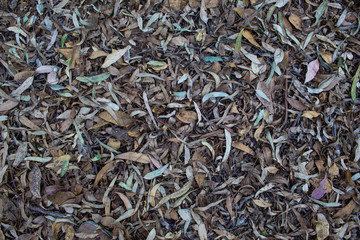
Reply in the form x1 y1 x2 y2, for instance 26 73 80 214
253 199 272 208
286 97 307 111
333 199 357 219
289 13 302 30
94 161 116 187
98 111 135 128
232 142 255 155
302 110 320 119
115 152 150 164
315 213 329 240
176 111 198 123
101 46 131 68
243 30 261 48
13 142 28 167
29 165 42 198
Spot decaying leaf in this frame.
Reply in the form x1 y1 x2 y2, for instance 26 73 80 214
115 152 151 164
315 213 329 240
29 165 42 198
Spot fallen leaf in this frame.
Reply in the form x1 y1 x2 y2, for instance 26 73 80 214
289 13 302 30
315 213 329 240
101 46 131 68
176 111 198 123
29 165 42 198
115 152 150 164
243 30 261 48
286 97 307 111
305 59 320 83
232 142 255 155
302 110 320 119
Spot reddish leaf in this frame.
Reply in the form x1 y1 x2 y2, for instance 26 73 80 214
305 59 319 83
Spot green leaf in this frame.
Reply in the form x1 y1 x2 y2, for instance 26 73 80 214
73 120 85 144
312 0 328 27
147 60 166 66
235 29 244 53
308 196 341 207
76 73 111 84
203 57 223 62
351 64 360 101
61 34 68 48
91 152 101 162
96 138 120 154
24 156 52 163
144 164 169 180
60 159 69 177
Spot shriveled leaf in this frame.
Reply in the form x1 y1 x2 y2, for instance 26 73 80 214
114 209 135 223
312 0 328 27
115 192 133 210
232 142 255 155
315 213 329 240
289 13 302 30
155 178 193 208
13 142 28 167
29 165 42 198
94 161 116 187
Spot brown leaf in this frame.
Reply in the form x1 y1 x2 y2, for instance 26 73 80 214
286 97 307 111
19 115 42 130
171 36 188 46
232 142 255 155
13 142 28 167
176 110 198 123
345 170 355 186
47 191 75 205
115 152 150 164
98 111 135 128
333 199 357 219
289 13 302 30
233 7 255 19
243 30 261 48
256 81 274 113
94 161 116 187
0 100 18 112
29 165 42 198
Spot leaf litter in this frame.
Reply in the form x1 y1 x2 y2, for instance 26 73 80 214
0 0 360 239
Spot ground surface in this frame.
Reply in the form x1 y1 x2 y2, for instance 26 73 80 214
0 0 360 239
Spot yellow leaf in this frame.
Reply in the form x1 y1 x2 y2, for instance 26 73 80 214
243 30 261 48
267 166 279 174
302 110 320 119
150 183 162 207
320 52 333 64
253 199 272 208
196 29 206 41
315 213 329 240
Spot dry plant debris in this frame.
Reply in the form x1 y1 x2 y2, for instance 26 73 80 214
0 0 360 239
